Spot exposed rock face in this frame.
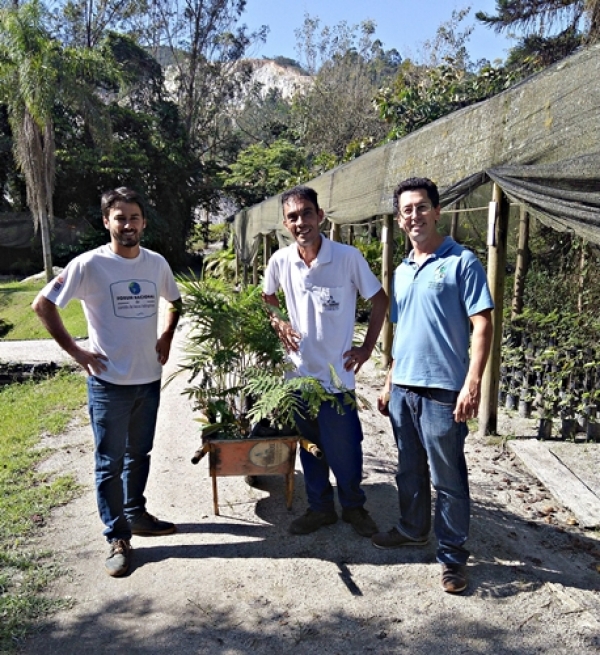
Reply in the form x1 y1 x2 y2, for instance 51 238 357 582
163 58 312 103
242 59 312 100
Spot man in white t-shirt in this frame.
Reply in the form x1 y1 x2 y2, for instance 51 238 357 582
263 185 387 537
32 187 181 578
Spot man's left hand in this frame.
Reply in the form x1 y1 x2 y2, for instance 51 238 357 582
156 332 174 365
454 381 480 422
343 345 371 373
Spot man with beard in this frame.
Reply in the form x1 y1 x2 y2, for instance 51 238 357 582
32 187 181 578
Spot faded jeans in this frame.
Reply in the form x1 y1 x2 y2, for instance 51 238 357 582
388 384 470 564
87 376 161 542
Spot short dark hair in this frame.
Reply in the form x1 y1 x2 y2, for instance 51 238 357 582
101 187 146 219
393 177 439 215
281 185 320 213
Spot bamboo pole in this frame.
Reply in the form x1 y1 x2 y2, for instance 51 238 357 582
479 184 509 436
380 214 395 368
511 206 530 321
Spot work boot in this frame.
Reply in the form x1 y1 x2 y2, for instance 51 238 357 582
441 563 468 593
289 509 338 535
105 539 131 577
341 507 378 537
371 527 429 549
129 511 176 536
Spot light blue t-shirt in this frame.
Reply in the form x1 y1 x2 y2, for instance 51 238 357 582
391 236 494 391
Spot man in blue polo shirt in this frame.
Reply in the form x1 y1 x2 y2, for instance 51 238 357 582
371 177 493 594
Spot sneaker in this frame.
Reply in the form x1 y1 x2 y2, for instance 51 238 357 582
105 539 131 577
341 507 378 537
371 527 429 549
441 563 468 593
289 509 338 535
129 511 176 536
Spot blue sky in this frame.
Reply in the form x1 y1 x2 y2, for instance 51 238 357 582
243 0 513 66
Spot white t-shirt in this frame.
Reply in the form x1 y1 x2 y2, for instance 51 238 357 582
264 236 382 392
42 245 180 385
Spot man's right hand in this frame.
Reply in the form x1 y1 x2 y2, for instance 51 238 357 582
70 345 108 376
270 316 301 353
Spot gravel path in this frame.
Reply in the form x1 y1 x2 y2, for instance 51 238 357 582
3 325 600 655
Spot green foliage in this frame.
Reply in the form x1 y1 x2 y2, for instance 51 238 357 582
53 36 202 267
376 58 522 140
0 280 87 340
288 14 398 164
202 242 238 282
172 277 286 424
476 0 599 65
244 368 352 429
0 371 86 652
221 138 307 207
173 276 346 437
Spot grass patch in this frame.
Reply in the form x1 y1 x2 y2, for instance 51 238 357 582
0 371 87 652
0 280 87 341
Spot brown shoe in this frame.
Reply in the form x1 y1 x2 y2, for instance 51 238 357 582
441 563 468 593
371 527 429 549
105 539 131 577
341 507 378 537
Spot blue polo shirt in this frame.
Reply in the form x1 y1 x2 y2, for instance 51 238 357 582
391 236 494 391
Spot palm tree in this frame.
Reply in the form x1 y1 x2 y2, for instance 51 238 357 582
0 0 114 281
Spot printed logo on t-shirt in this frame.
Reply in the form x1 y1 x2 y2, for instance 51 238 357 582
110 279 158 318
429 264 448 290
52 275 65 293
321 293 340 312
310 286 342 312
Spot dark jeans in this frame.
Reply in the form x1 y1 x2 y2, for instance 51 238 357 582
294 392 366 513
87 377 161 542
388 384 470 564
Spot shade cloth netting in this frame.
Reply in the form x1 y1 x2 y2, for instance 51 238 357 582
233 42 600 265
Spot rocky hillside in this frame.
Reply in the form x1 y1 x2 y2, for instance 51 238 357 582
163 57 312 103
242 59 312 99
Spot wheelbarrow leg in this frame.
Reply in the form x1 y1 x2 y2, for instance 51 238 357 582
209 452 219 515
285 470 294 510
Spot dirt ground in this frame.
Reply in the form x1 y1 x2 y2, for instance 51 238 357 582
10 322 600 655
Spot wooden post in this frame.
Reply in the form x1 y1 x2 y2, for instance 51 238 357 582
330 222 341 242
347 225 354 245
511 205 530 321
479 184 509 436
263 233 271 268
578 239 587 314
380 214 395 368
252 252 258 285
450 202 460 241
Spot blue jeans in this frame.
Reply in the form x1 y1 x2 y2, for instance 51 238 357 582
87 377 161 542
293 392 366 513
388 384 470 565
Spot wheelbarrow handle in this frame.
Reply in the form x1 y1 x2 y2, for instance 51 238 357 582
191 443 211 464
299 438 322 459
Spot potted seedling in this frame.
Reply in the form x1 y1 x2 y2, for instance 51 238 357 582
171 275 350 514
